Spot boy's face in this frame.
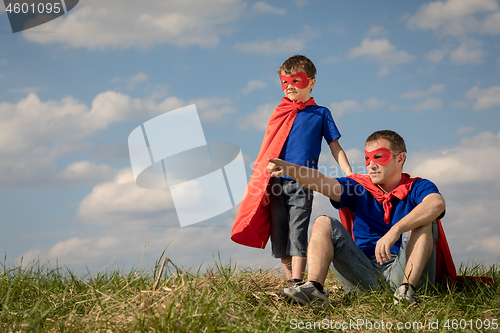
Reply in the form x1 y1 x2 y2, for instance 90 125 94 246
280 69 316 102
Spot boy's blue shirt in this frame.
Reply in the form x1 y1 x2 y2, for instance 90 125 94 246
278 104 340 179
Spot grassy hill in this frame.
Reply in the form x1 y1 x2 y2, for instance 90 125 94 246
1 255 498 332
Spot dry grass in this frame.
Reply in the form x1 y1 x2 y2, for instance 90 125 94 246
1 255 498 332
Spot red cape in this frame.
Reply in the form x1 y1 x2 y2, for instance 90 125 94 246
338 173 457 283
231 97 317 248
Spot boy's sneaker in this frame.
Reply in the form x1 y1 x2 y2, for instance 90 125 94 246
279 281 329 306
393 284 417 305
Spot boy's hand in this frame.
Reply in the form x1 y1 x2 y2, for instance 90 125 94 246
267 158 291 177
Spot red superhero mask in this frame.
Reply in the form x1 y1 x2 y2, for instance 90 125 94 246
365 147 398 166
280 72 310 91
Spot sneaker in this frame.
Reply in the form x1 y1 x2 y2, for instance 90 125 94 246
279 281 329 306
393 284 417 305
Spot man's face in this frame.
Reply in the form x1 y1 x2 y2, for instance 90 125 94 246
365 139 404 185
280 69 315 102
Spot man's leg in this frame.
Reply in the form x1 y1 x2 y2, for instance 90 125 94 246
279 215 333 306
404 222 434 287
304 215 334 285
392 221 436 305
280 216 380 305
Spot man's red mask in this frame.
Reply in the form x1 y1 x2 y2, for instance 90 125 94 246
365 147 398 166
280 72 310 91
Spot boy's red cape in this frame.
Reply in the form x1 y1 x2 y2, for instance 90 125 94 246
231 97 317 248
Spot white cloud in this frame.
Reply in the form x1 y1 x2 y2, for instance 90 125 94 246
348 38 413 76
406 131 500 265
330 97 387 118
367 25 388 36
0 92 233 188
466 85 500 110
321 55 341 64
240 102 275 131
456 126 476 135
400 84 446 99
407 131 500 185
58 161 117 185
110 72 149 90
191 98 236 122
242 80 267 95
449 39 486 65
23 0 246 50
408 0 499 36
426 48 449 63
426 39 486 65
234 26 314 55
251 2 285 15
410 97 443 112
77 169 175 226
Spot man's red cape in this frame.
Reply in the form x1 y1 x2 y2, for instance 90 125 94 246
231 97 317 248
338 173 458 283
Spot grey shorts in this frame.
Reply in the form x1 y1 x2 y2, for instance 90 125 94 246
326 217 438 293
269 177 314 258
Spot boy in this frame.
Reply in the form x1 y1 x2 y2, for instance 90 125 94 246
231 55 352 284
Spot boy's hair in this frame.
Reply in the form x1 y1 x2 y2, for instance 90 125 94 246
365 130 407 154
278 55 317 78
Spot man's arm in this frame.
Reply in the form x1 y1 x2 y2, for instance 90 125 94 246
267 158 342 202
328 139 353 176
375 193 446 265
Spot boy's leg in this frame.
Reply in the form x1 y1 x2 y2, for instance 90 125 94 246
269 177 291 278
286 179 313 281
281 256 307 281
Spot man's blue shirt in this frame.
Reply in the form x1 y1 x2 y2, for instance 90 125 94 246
330 177 441 257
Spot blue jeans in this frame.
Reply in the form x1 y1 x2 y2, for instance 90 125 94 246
326 217 438 293
269 177 313 258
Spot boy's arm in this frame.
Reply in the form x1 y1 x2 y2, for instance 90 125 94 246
267 158 342 202
374 193 446 265
328 139 353 176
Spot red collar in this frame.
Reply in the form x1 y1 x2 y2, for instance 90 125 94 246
347 173 421 224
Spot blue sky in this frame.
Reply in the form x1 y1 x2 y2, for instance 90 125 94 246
1 0 499 273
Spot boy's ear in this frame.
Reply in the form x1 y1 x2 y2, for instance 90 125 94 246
309 77 316 91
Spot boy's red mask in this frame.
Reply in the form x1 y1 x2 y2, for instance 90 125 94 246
365 147 396 166
280 72 310 90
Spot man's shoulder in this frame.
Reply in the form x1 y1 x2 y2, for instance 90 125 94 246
411 177 438 189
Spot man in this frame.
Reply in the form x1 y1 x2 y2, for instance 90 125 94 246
267 130 446 306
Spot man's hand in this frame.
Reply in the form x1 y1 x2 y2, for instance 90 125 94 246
375 228 400 265
267 158 294 177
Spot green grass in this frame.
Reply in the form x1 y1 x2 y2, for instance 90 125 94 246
1 255 498 332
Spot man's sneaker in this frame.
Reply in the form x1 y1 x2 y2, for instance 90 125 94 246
393 284 417 305
279 281 329 306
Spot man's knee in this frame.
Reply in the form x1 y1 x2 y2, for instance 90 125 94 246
311 215 332 238
409 222 433 239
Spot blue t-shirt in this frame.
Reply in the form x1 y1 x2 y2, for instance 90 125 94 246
279 105 340 177
330 177 441 257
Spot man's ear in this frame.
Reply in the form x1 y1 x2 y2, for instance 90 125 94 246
398 152 406 166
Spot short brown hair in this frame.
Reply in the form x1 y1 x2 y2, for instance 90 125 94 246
365 130 407 153
278 55 317 78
